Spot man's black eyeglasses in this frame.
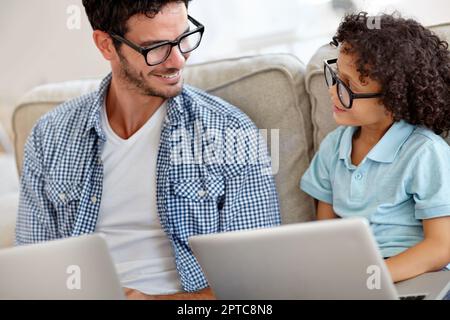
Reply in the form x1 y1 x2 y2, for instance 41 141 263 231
110 15 204 66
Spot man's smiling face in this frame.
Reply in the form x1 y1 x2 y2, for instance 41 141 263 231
113 2 190 99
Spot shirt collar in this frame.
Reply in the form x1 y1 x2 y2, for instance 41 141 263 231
85 73 186 138
166 92 185 124
339 126 357 168
84 73 111 139
339 120 415 165
367 120 415 163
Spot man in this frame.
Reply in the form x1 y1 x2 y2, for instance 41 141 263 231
16 0 280 299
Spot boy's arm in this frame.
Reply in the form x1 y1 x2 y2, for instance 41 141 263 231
316 201 339 220
386 216 450 283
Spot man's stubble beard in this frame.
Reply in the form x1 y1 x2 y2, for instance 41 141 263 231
117 49 183 99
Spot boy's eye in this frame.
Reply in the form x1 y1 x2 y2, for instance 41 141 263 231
340 77 351 87
336 70 356 89
342 77 354 89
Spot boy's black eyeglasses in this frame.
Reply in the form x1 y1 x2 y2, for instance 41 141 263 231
110 15 204 67
324 58 383 109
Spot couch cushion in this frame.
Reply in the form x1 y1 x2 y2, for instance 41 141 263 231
429 22 450 43
0 193 19 249
305 23 450 150
13 54 315 224
305 44 339 152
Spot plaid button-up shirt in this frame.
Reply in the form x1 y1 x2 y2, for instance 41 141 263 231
16 73 281 292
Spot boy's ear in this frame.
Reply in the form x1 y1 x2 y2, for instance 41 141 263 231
92 30 116 62
383 107 393 118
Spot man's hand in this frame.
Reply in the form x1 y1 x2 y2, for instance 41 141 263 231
123 287 216 300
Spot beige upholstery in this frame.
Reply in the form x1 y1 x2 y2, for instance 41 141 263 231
0 193 19 248
305 44 338 151
12 54 315 224
429 22 450 42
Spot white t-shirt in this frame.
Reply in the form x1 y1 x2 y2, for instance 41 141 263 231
95 101 182 295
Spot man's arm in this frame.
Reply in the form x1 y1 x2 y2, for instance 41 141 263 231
16 125 57 245
225 161 281 231
123 287 215 300
386 216 450 282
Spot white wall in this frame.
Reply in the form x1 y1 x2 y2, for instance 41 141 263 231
0 0 108 108
1 0 449 110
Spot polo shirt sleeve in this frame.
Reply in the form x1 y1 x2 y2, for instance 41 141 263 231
409 140 450 220
300 130 340 205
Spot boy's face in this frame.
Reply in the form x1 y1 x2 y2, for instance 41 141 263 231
113 2 190 98
328 45 392 127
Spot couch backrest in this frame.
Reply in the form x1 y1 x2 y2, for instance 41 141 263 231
13 54 315 224
305 22 450 150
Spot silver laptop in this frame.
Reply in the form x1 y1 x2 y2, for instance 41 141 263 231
189 218 450 300
0 234 125 300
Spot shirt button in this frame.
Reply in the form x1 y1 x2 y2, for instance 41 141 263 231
98 157 102 164
59 193 66 202
198 190 207 197
355 173 363 180
91 196 97 204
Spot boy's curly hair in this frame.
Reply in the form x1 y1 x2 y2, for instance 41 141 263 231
332 12 450 136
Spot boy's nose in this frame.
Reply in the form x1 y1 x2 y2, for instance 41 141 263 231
328 84 337 98
328 85 341 107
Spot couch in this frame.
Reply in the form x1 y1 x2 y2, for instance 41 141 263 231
1 22 449 249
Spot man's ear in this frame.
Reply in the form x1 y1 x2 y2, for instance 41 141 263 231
92 30 116 61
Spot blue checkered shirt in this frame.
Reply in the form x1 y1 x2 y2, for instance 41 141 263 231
16 73 281 292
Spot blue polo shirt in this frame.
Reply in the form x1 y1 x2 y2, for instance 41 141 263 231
301 121 450 258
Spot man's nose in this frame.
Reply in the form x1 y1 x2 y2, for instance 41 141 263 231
164 45 187 69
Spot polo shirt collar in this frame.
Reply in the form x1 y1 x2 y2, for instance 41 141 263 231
339 120 415 165
339 126 357 168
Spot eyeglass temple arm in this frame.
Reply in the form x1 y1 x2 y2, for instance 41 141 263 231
188 15 204 28
353 93 383 99
110 33 145 54
325 58 338 65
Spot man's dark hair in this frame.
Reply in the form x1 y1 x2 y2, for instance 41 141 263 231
332 12 450 136
82 0 191 37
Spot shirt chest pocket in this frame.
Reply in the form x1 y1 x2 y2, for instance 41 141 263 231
44 181 82 237
170 176 225 234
